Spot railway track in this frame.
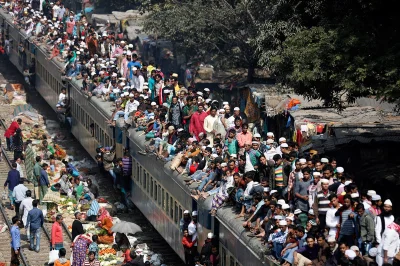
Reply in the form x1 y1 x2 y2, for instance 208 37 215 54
0 117 72 266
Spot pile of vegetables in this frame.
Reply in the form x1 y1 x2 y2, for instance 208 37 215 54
99 248 116 256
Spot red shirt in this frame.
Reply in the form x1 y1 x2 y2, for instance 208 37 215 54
4 121 19 138
51 222 63 245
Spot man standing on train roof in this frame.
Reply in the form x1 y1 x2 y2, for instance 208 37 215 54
4 118 22 151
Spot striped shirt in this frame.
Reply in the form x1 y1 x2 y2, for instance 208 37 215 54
275 165 284 187
315 191 331 215
87 200 100 216
340 209 355 236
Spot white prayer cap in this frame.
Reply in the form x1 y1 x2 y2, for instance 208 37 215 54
230 154 237 158
129 93 134 97
102 31 108 37
207 233 214 238
132 67 138 71
299 158 307 163
321 158 329 163
151 102 156 106
197 91 203 96
128 44 134 48
336 167 344 173
192 211 198 216
345 250 356 260
351 192 359 198
234 107 240 111
204 88 210 92
218 109 224 113
177 128 184 132
280 143 288 148
279 220 287 226
123 92 129 96
369 248 378 257
263 187 269 192
266 139 274 144
277 199 286 206
90 58 95 62
126 51 132 56
99 71 104 75
308 209 314 215
184 210 190 214
90 71 96 76
371 195 381 201
279 137 286 142
344 181 352 186
221 163 227 167
267 132 274 137
205 99 211 103
294 209 302 215
367 190 376 197
120 82 126 86
120 40 126 44
223 102 229 106
320 178 329 184
384 199 392 206
327 236 336 243
350 246 359 252
112 73 118 77
286 216 294 221
254 133 261 138
270 190 278 194
282 204 290 210
112 89 120 94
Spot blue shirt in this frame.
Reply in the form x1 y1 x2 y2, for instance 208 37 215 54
10 225 21 251
40 169 50 186
26 207 44 231
87 199 100 216
4 169 20 191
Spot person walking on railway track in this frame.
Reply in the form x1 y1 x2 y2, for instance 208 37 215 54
4 162 20 210
33 156 42 200
4 118 22 151
72 211 85 240
10 216 21 263
39 163 50 203
12 178 28 216
26 199 44 252
11 128 24 161
19 190 33 241
51 214 64 250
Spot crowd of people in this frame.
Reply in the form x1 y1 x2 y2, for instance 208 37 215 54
2 1 400 266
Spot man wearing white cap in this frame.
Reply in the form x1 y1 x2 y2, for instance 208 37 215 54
369 194 382 217
180 210 192 232
375 199 394 244
130 66 144 92
226 107 242 128
188 211 198 247
270 220 288 260
376 218 400 266
203 107 219 146
312 178 332 230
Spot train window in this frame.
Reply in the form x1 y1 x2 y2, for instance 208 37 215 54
161 188 165 209
229 256 234 266
178 207 183 225
143 170 147 190
221 246 226 266
165 192 169 213
136 162 140 181
169 196 173 219
154 182 158 202
174 202 178 224
157 185 162 206
149 176 152 196
138 166 142 186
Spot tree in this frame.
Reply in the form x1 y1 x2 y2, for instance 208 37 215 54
143 0 300 82
266 0 400 108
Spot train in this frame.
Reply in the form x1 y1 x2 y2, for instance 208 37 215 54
0 10 268 266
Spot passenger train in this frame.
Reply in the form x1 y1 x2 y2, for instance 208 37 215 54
0 10 268 266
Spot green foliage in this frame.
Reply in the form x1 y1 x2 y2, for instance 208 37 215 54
142 0 400 107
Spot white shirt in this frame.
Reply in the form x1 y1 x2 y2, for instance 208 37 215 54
59 92 66 103
188 221 198 246
16 162 24 178
12 184 28 203
375 215 395 243
131 75 145 92
326 207 340 237
124 100 139 114
243 180 255 198
378 228 400 258
19 197 34 225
